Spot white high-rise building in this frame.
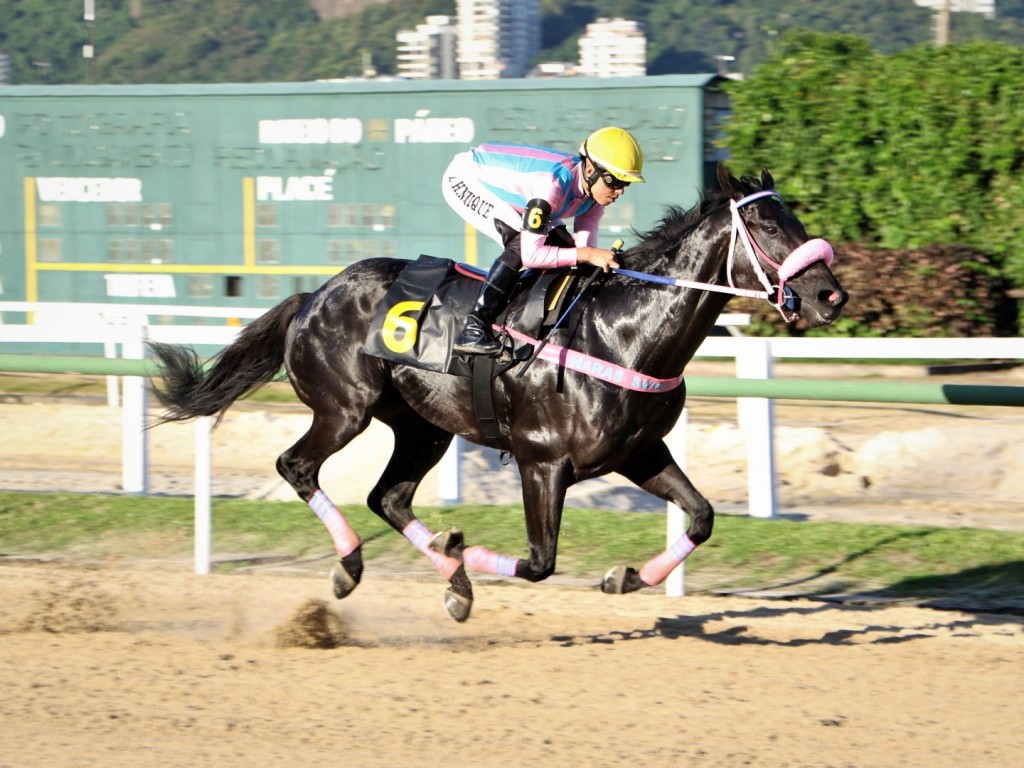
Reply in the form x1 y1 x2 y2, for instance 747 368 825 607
456 0 541 80
396 15 459 80
913 0 995 18
578 18 646 78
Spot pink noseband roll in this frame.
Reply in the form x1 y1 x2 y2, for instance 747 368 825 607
778 238 834 281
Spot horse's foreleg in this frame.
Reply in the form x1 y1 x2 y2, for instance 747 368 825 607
495 461 570 583
463 546 520 577
606 441 715 593
458 461 568 583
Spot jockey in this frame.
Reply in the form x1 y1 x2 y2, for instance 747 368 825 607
442 126 645 357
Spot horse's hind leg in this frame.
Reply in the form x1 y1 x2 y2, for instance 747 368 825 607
370 411 473 622
276 412 371 599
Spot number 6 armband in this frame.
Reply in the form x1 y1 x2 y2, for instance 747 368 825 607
522 198 552 234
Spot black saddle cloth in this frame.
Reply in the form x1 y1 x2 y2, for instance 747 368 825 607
362 255 585 376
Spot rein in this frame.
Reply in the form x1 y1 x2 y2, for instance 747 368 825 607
613 190 834 320
498 188 835 392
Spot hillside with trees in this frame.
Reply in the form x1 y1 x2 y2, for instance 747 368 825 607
1 0 1023 85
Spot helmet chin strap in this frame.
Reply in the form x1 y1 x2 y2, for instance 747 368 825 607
580 143 602 200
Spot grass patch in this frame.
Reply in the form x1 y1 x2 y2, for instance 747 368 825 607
0 373 301 405
1 491 1021 605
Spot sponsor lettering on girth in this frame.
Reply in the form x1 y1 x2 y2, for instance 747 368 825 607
564 350 668 391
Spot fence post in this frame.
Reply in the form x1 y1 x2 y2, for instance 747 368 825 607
438 435 461 505
664 408 688 596
736 338 777 518
120 323 148 494
194 416 213 575
103 340 120 407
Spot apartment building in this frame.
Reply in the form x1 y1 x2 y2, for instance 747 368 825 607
396 15 459 80
456 0 541 80
578 17 646 78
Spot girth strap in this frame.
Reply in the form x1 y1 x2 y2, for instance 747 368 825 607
471 356 502 440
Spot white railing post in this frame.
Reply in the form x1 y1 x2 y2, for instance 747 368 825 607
438 435 462 505
664 408 688 596
194 416 213 575
120 323 148 494
103 340 120 407
736 338 777 518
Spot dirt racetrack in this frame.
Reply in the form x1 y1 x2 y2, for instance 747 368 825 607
1 564 1022 768
1 363 1023 766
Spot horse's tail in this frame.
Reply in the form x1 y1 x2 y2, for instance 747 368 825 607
150 292 312 424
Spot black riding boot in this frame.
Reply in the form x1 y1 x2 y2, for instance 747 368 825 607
453 260 519 357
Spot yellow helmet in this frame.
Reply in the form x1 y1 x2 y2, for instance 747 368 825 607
580 126 645 183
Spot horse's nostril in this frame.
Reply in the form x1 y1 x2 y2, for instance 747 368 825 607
822 289 848 308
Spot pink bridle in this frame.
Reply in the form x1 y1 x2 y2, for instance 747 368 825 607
727 190 835 320
610 189 835 321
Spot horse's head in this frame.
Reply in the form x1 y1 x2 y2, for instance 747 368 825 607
716 163 848 327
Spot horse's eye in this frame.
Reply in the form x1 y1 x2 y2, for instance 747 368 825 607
763 225 779 236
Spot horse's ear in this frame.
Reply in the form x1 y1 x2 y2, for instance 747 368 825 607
716 162 740 197
760 167 775 191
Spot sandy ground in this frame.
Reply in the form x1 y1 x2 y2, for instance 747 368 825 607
1 364 1023 767
1 565 1022 768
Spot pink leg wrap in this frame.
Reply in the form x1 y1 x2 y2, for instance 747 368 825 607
309 490 361 557
402 520 460 580
638 534 697 586
464 545 519 577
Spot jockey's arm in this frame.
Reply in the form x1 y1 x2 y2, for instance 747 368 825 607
518 231 620 272
518 198 618 271
572 204 619 272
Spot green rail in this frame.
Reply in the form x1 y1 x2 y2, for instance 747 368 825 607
686 376 1024 406
2 352 1023 407
0 354 161 377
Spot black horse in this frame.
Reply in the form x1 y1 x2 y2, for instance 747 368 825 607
151 164 847 621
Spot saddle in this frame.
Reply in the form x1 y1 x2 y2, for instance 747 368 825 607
363 254 587 377
362 255 591 439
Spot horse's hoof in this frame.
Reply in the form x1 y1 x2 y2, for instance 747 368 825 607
601 565 645 594
444 563 474 622
443 588 473 623
428 527 465 560
330 564 358 600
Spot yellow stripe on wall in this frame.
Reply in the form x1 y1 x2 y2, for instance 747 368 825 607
23 177 38 303
243 177 256 268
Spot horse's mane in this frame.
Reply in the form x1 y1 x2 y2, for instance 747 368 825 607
625 174 765 272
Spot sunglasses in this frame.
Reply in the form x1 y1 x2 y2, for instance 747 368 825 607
592 164 630 190
598 169 630 190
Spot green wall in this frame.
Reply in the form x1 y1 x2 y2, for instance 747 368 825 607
0 75 720 311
